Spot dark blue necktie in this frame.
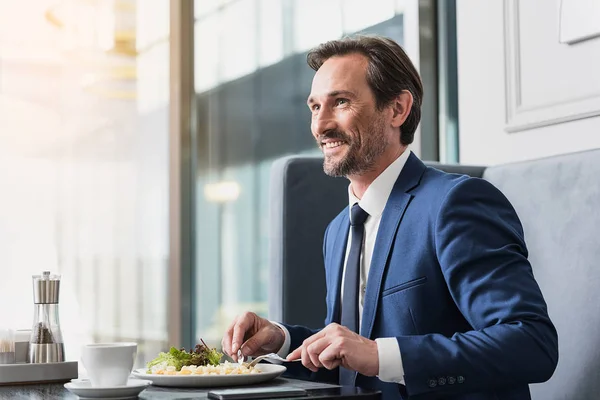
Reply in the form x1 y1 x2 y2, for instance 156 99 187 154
339 203 369 386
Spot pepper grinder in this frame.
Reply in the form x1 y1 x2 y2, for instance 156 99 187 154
28 271 65 363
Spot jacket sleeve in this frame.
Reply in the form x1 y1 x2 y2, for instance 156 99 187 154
396 178 558 396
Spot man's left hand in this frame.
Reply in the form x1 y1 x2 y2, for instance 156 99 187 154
286 323 379 376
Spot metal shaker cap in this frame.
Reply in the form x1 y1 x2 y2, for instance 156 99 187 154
32 271 61 304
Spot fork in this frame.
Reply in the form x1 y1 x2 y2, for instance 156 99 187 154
237 350 301 368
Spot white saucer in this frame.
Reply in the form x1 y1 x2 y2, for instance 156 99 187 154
64 378 152 399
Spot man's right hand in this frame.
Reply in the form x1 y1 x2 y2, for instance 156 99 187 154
221 312 286 361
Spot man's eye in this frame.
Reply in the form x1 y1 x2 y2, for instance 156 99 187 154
311 104 320 111
335 98 348 106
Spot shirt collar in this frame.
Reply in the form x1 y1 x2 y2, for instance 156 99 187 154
348 149 412 218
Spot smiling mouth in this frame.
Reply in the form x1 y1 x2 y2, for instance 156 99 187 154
322 141 345 149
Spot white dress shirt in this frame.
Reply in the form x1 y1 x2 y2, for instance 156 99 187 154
274 149 411 385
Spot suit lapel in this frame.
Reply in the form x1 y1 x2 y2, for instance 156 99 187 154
360 152 426 339
329 212 350 325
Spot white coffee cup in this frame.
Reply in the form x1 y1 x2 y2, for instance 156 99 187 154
81 342 137 387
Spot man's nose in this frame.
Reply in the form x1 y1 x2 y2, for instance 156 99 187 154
313 110 337 137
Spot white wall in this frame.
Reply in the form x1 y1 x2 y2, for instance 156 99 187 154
457 0 600 166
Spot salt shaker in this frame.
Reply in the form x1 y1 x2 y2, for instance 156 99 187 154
0 328 15 364
28 271 65 363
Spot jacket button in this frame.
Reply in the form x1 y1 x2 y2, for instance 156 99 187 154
438 377 447 386
428 379 437 388
447 376 456 385
457 375 465 384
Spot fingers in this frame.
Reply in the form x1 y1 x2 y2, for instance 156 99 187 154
231 312 256 357
301 330 327 371
321 356 342 370
300 342 319 372
306 336 331 369
222 312 287 362
221 318 237 358
221 312 257 361
287 346 302 361
289 326 337 372
318 337 344 370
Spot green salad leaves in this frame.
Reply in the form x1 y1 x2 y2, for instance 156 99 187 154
146 339 223 372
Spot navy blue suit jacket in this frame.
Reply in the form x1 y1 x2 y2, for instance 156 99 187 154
283 153 558 400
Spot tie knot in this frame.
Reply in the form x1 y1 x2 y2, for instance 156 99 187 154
350 203 369 226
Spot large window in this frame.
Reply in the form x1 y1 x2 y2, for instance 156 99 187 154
193 0 412 347
0 0 169 366
0 0 459 361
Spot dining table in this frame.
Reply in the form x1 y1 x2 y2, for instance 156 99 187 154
0 377 381 400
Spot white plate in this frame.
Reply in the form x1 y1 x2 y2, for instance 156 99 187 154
64 378 151 399
131 364 287 388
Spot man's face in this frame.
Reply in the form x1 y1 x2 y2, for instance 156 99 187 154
307 53 391 177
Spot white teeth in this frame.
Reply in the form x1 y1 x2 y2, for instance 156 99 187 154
324 141 344 149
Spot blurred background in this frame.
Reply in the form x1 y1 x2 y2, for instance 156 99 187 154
0 0 599 368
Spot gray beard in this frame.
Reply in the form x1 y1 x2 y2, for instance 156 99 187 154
322 130 388 177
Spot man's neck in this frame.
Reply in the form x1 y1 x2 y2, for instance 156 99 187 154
348 146 407 199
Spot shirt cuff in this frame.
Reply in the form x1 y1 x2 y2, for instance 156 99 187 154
375 337 405 384
270 321 291 359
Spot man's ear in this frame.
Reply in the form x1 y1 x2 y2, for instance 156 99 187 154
390 90 413 129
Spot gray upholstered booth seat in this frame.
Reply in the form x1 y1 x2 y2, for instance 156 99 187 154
482 150 600 400
268 148 600 399
268 156 348 330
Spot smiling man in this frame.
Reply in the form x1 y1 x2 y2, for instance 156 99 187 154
221 35 558 400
